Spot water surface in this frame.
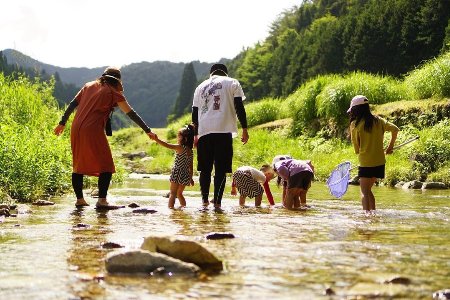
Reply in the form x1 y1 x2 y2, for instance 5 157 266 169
0 175 449 299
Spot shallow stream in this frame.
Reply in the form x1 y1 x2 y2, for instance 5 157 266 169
0 175 449 299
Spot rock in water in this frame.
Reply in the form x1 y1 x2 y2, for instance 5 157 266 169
105 250 199 274
141 236 223 271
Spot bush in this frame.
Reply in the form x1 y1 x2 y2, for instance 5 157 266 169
404 51 450 99
245 98 284 127
0 74 72 201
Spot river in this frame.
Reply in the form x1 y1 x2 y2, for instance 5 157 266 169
0 174 449 299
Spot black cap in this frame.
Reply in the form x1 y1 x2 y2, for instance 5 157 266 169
210 63 228 76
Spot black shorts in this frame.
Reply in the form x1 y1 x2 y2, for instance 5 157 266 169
197 133 233 173
358 165 385 179
288 171 313 190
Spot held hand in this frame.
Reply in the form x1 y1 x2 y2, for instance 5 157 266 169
241 129 249 145
147 132 156 140
190 178 195 186
54 124 65 136
231 188 237 196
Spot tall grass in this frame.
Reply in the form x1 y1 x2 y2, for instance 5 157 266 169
404 51 450 99
0 74 72 201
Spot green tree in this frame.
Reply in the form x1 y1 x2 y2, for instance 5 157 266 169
168 62 197 122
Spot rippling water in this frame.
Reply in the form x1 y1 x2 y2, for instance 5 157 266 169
0 175 449 299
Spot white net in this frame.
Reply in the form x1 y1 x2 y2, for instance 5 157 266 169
326 161 352 198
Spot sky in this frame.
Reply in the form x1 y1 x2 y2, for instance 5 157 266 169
1 0 300 69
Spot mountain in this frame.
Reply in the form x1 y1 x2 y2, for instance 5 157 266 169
2 49 219 127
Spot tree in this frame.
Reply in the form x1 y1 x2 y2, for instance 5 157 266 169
168 62 197 122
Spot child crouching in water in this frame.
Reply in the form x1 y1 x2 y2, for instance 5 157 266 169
152 124 195 208
273 158 314 209
231 165 275 207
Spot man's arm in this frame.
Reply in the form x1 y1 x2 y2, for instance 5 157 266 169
234 97 249 144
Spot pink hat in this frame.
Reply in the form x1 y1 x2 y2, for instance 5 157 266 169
347 95 368 113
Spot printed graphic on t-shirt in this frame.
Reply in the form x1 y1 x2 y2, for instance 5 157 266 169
200 80 222 115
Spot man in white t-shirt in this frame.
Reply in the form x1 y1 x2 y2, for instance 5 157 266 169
192 63 249 208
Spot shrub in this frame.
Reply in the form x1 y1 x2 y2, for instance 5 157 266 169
404 51 450 99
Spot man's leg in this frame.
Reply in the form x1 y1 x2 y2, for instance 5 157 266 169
213 133 233 208
197 135 214 206
213 172 226 207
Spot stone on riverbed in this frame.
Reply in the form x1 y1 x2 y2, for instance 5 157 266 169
32 200 55 206
402 180 423 189
105 250 199 275
433 289 450 299
205 232 235 240
141 236 223 271
421 182 447 190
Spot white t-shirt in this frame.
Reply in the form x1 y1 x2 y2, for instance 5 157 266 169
192 75 246 138
236 166 266 184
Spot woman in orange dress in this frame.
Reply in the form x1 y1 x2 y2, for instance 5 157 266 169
54 67 155 208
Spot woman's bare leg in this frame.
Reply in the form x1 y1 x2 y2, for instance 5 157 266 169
359 177 376 212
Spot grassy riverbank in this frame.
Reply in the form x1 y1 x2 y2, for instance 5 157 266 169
1 50 449 203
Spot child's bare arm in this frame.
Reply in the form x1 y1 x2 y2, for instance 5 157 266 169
153 135 182 152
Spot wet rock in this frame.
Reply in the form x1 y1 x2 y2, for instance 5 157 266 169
402 180 423 189
395 181 405 188
384 276 411 285
149 266 166 276
205 232 235 240
141 236 223 271
422 182 447 190
122 151 147 160
128 202 140 208
0 208 10 217
101 242 124 249
73 223 90 229
347 282 406 298
17 205 31 214
433 289 450 299
324 287 335 295
32 200 55 206
105 250 199 274
132 208 157 214
90 189 99 197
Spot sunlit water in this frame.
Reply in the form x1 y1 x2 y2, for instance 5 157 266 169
0 175 449 299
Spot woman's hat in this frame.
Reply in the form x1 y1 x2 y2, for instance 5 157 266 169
102 67 122 81
347 95 368 113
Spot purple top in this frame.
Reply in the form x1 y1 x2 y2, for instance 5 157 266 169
274 159 314 181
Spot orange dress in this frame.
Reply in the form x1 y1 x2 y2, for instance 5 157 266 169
70 81 125 176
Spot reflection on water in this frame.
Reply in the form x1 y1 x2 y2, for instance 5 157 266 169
0 176 449 299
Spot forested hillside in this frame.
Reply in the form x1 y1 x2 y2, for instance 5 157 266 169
1 49 213 127
229 0 450 101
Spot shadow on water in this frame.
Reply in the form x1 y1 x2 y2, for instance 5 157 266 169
0 176 449 299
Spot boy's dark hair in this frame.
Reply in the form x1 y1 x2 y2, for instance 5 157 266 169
179 123 195 149
350 103 378 132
